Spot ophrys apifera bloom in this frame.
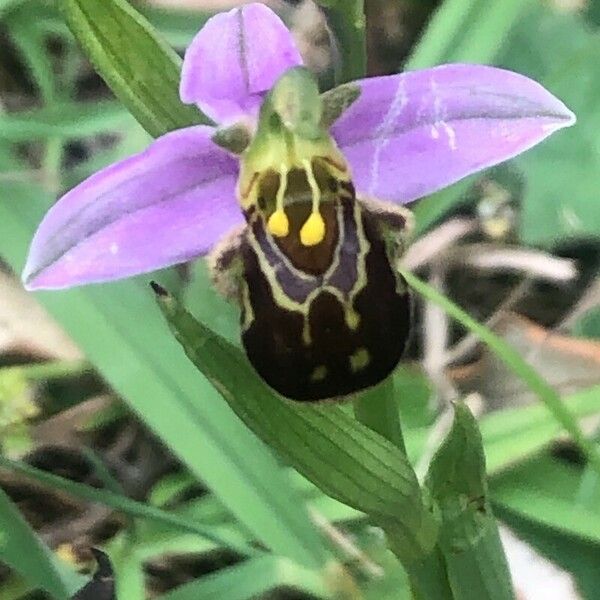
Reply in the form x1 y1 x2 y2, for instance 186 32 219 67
23 3 575 401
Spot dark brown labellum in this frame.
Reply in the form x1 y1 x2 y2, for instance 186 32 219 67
238 182 411 402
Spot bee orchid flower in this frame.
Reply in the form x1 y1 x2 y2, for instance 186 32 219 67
22 3 575 401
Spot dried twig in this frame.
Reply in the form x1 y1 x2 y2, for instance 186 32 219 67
421 264 459 406
447 244 577 283
401 217 478 270
309 507 383 578
444 279 533 366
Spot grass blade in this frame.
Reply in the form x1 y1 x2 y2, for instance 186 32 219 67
0 101 130 141
59 0 206 137
0 456 256 557
161 556 328 600
402 270 600 478
0 487 86 599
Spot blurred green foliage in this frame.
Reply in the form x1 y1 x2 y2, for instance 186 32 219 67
0 0 599 599
501 5 600 246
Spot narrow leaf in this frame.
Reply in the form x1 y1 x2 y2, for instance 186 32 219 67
59 0 206 137
0 487 86 599
161 556 328 600
0 455 255 557
491 455 600 544
0 101 130 141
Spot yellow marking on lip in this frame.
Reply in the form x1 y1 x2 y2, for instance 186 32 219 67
345 308 361 331
310 365 328 382
300 159 326 246
350 347 370 372
268 210 289 237
267 165 290 238
300 211 326 246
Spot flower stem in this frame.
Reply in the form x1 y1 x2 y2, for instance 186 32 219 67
407 549 453 600
317 0 367 84
353 381 454 599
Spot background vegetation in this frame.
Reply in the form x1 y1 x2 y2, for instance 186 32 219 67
0 0 599 598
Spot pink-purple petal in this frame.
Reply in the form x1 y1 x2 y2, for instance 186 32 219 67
180 3 303 124
331 64 576 204
23 126 241 290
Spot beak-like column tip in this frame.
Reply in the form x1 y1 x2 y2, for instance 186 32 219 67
150 280 169 297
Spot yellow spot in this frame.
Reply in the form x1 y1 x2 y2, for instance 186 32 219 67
350 347 370 372
310 365 328 382
345 309 360 330
268 210 289 237
300 158 326 247
56 544 78 566
267 163 289 238
300 211 325 246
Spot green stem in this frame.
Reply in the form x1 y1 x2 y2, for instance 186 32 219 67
317 0 367 84
408 548 453 600
402 269 600 478
353 382 452 598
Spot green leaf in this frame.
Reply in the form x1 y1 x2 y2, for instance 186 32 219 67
353 378 405 450
0 0 25 15
5 3 57 102
160 556 328 600
442 0 534 65
0 487 87 599
404 383 600 476
426 403 514 600
183 261 240 346
154 287 438 561
496 501 600 599
481 384 600 473
406 0 481 69
0 150 326 569
319 1 367 85
59 0 206 137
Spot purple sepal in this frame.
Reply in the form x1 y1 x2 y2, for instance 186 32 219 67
23 126 241 290
332 64 576 204
180 3 303 124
